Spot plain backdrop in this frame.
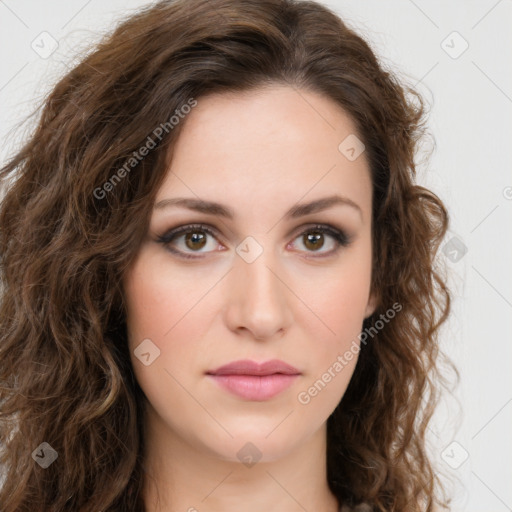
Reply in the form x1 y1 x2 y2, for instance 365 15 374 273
1 1 511 511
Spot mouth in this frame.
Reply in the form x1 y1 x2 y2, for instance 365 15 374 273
206 359 301 401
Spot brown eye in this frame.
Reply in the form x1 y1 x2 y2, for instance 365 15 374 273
184 231 207 250
303 231 325 251
290 224 351 257
157 223 221 259
157 222 350 260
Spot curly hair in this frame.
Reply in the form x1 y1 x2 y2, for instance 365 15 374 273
0 0 455 510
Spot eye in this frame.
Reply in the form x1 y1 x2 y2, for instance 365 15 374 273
156 223 222 259
288 224 351 257
156 223 351 260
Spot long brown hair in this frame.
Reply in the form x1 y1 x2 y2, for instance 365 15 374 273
0 0 455 510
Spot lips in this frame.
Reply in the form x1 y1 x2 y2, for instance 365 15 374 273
206 359 301 401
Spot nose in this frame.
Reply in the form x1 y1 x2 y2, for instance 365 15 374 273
223 242 294 341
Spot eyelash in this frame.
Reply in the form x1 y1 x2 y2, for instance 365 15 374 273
156 223 351 260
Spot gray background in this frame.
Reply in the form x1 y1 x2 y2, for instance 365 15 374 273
1 1 511 510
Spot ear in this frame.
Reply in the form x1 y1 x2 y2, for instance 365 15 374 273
364 291 378 319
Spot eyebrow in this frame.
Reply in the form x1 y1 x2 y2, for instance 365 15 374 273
153 194 362 220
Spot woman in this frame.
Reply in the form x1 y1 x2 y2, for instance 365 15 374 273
0 0 454 510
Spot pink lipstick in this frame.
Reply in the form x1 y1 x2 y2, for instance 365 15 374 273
206 359 301 401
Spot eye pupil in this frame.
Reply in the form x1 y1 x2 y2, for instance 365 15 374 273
304 232 324 250
185 231 207 250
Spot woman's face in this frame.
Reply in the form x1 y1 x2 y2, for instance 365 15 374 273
123 84 376 463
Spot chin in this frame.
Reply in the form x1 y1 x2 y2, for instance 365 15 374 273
194 416 320 465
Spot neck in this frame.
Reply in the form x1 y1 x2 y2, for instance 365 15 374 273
141 404 340 512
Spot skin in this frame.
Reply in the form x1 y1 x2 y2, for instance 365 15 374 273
122 84 376 512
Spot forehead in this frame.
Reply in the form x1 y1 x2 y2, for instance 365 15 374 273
157 85 372 218
172 84 362 151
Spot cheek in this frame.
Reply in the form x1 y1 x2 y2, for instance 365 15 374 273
123 251 216 390
122 257 208 427
123 249 211 343
292 246 372 399
297 245 372 339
